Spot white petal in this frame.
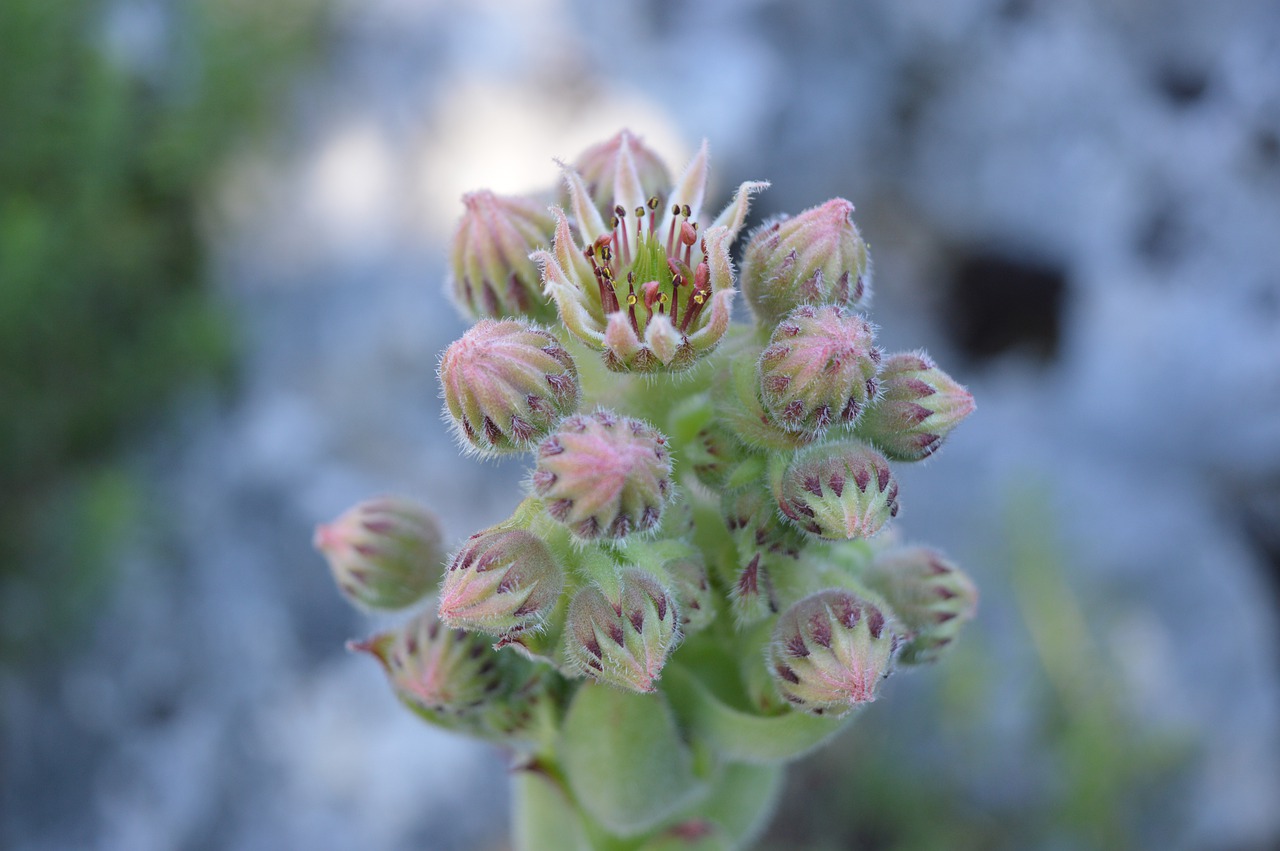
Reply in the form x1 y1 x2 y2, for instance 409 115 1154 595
604 311 644 359
562 166 608 243
660 140 710 234
644 314 681 365
611 134 646 218
710 180 770 241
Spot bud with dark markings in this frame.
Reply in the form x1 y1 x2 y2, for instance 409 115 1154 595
438 527 564 639
759 304 881 436
861 546 978 664
532 410 673 540
767 589 904 715
855 351 975 462
350 608 510 715
777 441 899 540
566 569 679 692
721 487 804 626
655 544 716 633
439 319 580 456
314 496 445 611
448 190 557 323
741 198 871 328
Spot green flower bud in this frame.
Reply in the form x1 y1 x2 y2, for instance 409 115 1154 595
448 190 557 323
653 543 716 634
742 198 871 328
777 441 899 540
566 569 679 692
684 420 742 491
721 487 805 626
861 546 978 664
532 410 673 540
855 351 975 461
571 129 673 216
759 304 881 435
350 608 509 715
767 589 904 715
438 527 564 639
313 496 444 611
439 319 580 456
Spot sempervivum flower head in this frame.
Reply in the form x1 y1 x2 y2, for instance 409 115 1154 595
314 496 445 611
448 190 557 323
776 441 899 540
758 304 882 436
854 351 975 462
860 546 978 665
439 319 580 456
533 140 768 372
741 198 871 328
532 410 674 540
767 589 905 715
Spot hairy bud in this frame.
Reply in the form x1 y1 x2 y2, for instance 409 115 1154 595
655 544 716 633
571 129 673 216
438 528 564 638
861 546 978 664
855 351 975 461
350 608 510 715
314 497 444 611
741 198 871 327
439 319 580 456
759 304 881 435
533 410 673 540
566 570 679 692
777 441 899 540
767 589 904 715
448 190 557 322
722 487 804 626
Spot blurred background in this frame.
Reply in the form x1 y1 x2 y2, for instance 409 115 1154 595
2 0 1279 848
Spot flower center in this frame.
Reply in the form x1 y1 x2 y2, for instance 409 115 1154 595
583 197 713 338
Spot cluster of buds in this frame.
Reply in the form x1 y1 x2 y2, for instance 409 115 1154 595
318 130 979 846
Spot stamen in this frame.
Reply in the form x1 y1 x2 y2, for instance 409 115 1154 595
681 221 697 268
666 203 681 254
626 275 640 335
647 195 660 234
614 205 631 265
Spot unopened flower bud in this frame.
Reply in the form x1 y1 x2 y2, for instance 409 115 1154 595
777 441 899 540
438 528 564 639
448 190 557 322
532 410 673 540
712 340 818 452
861 546 978 664
855 351 975 462
314 497 444 611
439 319 580 456
654 544 715 633
684 420 741 491
759 304 881 435
767 589 904 715
571 129 672 216
741 198 871 327
566 570 679 692
722 487 804 626
349 608 510 715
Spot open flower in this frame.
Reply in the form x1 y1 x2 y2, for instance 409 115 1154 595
532 138 768 372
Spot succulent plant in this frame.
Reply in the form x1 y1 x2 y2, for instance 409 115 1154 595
318 129 976 849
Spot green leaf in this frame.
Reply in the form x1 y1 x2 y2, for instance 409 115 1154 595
512 767 594 851
560 684 705 837
662 664 853 764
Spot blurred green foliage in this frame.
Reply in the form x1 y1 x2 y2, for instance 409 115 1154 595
759 492 1191 850
0 0 323 660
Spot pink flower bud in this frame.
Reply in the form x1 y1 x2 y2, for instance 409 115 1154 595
861 546 978 664
313 496 444 611
571 129 673 217
767 589 905 715
741 198 871 328
758 304 881 436
349 608 511 715
566 569 680 692
448 190 557 322
854 351 975 461
777 441 899 540
532 410 673 540
437 527 564 639
439 319 580 456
